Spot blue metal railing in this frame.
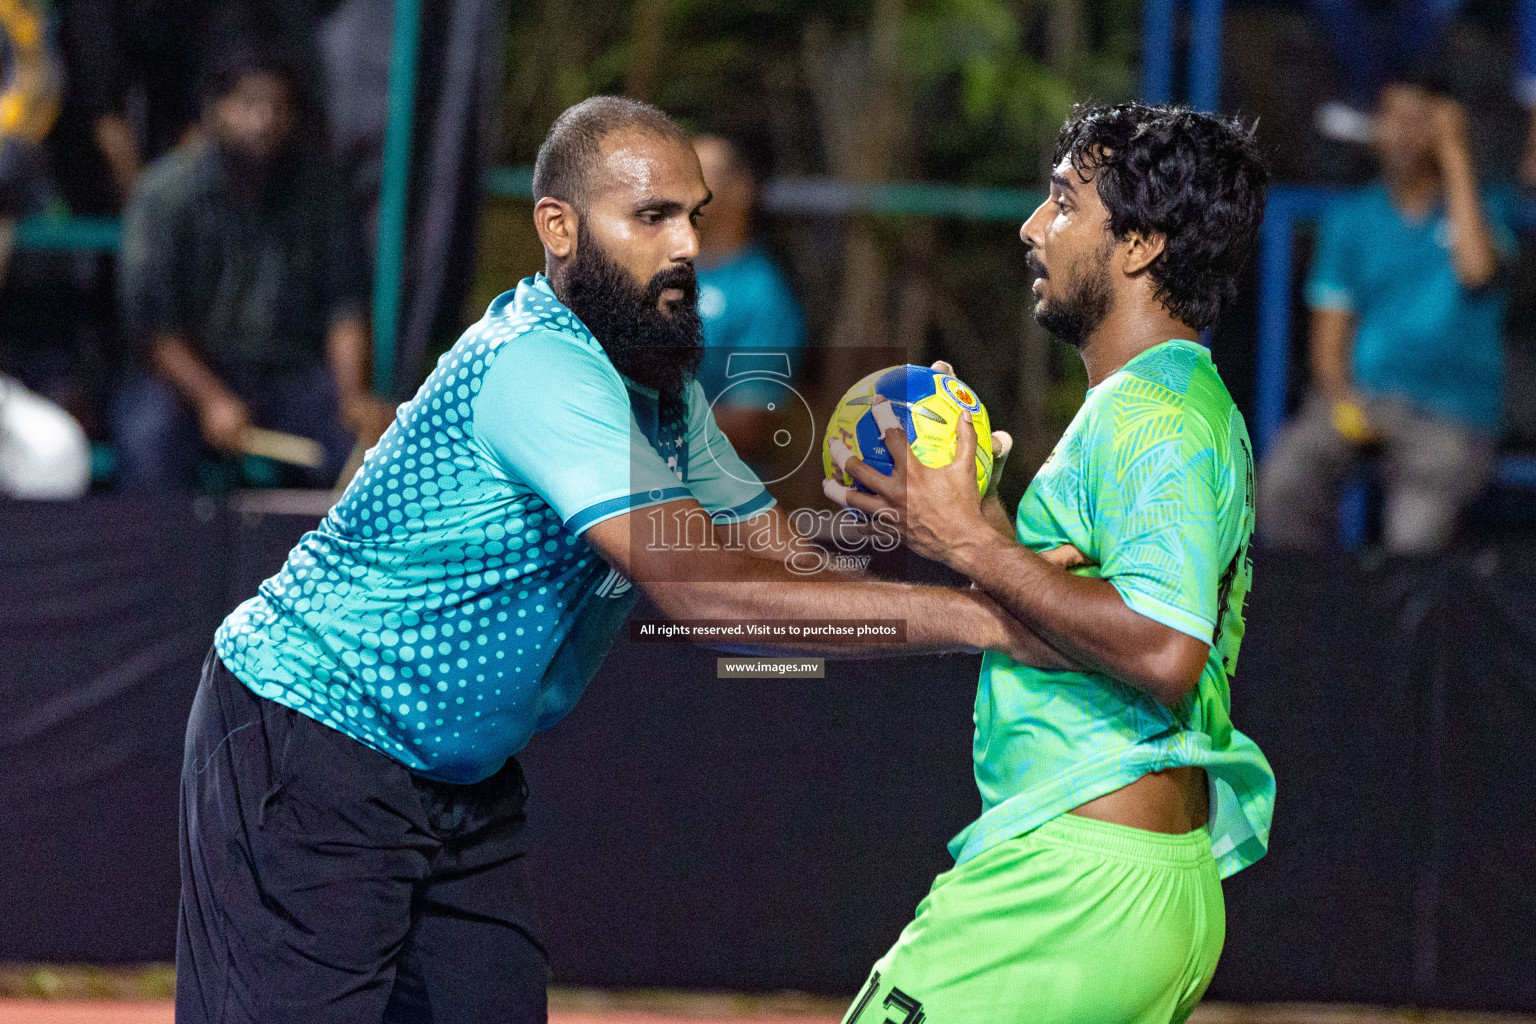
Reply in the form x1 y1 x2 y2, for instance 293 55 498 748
9 173 1048 255
484 167 1046 220
11 216 122 252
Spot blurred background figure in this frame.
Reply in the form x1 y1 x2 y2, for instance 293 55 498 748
110 38 394 491
1309 0 1536 192
317 0 390 254
50 0 202 214
0 0 89 501
1259 76 1513 553
0 373 90 499
691 134 806 466
50 1 325 215
0 0 57 225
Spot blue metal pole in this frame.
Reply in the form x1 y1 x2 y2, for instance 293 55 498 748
1142 0 1176 104
1188 0 1224 110
1339 477 1369 550
1255 185 1342 456
371 0 425 399
1253 192 1294 458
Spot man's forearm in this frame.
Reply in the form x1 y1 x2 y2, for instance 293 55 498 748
821 403 1204 700
981 494 1014 540
150 335 233 408
943 528 1196 702
686 508 1072 664
1308 309 1355 401
326 314 373 407
588 501 1073 666
639 553 1069 666
1440 147 1499 288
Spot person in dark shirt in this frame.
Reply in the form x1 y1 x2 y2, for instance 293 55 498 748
111 41 395 490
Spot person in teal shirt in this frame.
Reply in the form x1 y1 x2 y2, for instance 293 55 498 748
692 135 805 465
827 103 1272 1024
1260 77 1514 553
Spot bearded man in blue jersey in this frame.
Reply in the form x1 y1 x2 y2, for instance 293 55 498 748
176 96 1070 1024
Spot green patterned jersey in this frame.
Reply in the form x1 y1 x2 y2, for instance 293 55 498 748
948 339 1274 879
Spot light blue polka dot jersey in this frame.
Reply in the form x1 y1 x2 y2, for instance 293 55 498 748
216 274 774 783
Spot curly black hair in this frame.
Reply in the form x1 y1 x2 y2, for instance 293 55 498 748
1052 103 1269 332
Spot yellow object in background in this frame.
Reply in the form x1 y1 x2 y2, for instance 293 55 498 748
1331 400 1376 443
242 427 324 469
0 0 59 145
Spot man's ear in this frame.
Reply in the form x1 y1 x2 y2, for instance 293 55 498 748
1120 231 1166 276
534 197 578 260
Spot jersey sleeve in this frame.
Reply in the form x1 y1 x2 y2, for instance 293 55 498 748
1304 198 1358 312
1091 389 1226 645
472 329 692 534
680 380 776 522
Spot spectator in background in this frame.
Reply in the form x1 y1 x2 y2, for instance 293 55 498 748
111 42 395 491
50 0 199 212
0 0 90 500
1260 76 1514 553
691 134 805 462
51 1 327 213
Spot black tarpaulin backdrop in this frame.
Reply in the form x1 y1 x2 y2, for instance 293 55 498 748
1 499 1533 1011
319 0 508 397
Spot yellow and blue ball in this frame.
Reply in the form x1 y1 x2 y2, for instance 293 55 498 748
823 364 994 494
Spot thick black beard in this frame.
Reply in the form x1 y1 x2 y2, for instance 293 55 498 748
559 232 703 401
1031 245 1114 350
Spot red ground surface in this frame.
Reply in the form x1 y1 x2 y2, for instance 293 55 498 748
0 1005 172 1024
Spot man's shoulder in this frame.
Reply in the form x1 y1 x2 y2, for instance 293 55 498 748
1313 183 1389 237
480 278 601 347
741 247 798 300
1097 342 1236 446
1106 340 1208 402
1477 183 1520 232
452 282 624 414
1334 181 1397 214
736 245 791 277
132 146 216 212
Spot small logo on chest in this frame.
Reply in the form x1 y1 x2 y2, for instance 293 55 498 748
595 567 633 599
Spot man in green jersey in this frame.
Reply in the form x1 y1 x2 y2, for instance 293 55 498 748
825 103 1275 1023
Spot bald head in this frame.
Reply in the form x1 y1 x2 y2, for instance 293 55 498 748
532 96 690 211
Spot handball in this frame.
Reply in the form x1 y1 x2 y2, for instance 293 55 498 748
823 364 994 494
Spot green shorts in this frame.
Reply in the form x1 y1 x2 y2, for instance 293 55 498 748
843 813 1224 1024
